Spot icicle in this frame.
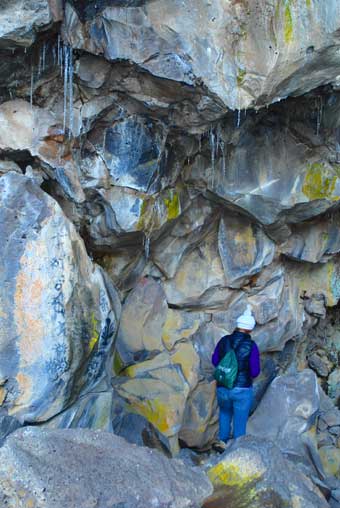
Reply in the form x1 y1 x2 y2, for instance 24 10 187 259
52 45 57 65
30 65 34 109
237 109 241 128
63 45 69 134
57 35 61 66
37 47 43 78
68 46 74 139
316 96 323 137
144 236 151 260
209 127 215 172
42 42 46 72
101 129 106 154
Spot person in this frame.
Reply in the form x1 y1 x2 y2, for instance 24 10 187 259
211 305 260 451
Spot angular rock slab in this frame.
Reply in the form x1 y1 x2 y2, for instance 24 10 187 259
187 123 340 229
0 427 212 508
248 370 320 456
203 436 328 508
279 215 340 263
88 115 167 193
115 277 168 365
64 0 340 110
0 0 54 48
163 227 231 308
218 215 275 288
0 173 120 423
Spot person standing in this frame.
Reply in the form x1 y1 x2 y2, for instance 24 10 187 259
211 305 260 451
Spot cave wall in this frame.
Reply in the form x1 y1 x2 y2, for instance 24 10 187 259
0 0 339 460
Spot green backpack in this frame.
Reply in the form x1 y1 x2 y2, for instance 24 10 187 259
214 339 238 389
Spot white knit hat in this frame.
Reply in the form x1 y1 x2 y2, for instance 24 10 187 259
236 305 256 331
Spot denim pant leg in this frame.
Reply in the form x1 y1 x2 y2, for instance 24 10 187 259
217 387 233 442
231 387 254 439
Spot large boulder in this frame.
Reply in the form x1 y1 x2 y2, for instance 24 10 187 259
0 172 120 423
203 436 328 508
248 370 320 457
0 0 56 48
0 427 212 508
63 0 340 110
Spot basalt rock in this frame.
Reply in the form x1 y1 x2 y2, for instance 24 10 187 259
63 0 340 111
0 172 120 423
203 436 329 508
0 426 213 508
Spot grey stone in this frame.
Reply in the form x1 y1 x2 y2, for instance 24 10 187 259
203 436 328 508
248 370 320 456
115 277 168 365
0 0 53 48
0 172 120 423
64 0 340 112
0 427 213 508
0 414 21 446
218 215 275 289
308 351 332 377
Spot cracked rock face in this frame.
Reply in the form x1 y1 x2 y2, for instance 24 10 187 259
0 172 120 423
1 0 340 474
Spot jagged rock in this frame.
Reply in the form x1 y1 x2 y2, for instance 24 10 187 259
0 427 212 508
308 351 332 378
328 369 340 404
162 309 204 351
0 1 55 48
42 391 114 431
87 115 167 193
0 160 22 175
179 380 218 450
163 226 232 308
64 0 340 111
114 369 190 455
186 120 340 230
304 294 327 319
0 172 120 423
319 446 340 479
218 215 275 288
203 436 328 508
280 217 340 263
115 277 168 366
248 370 320 457
0 414 21 446
288 257 340 307
152 197 217 279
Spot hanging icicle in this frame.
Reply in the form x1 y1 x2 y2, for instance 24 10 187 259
63 45 69 134
30 64 34 109
68 46 74 139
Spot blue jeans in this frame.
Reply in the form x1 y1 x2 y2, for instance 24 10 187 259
217 386 254 442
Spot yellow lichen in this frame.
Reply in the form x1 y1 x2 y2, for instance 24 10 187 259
284 4 293 44
164 190 180 220
89 313 99 352
208 462 262 488
306 0 311 7
237 68 247 86
132 398 172 434
113 350 124 375
302 163 339 201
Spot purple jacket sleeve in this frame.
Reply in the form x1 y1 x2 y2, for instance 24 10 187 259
211 340 222 367
249 343 261 378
